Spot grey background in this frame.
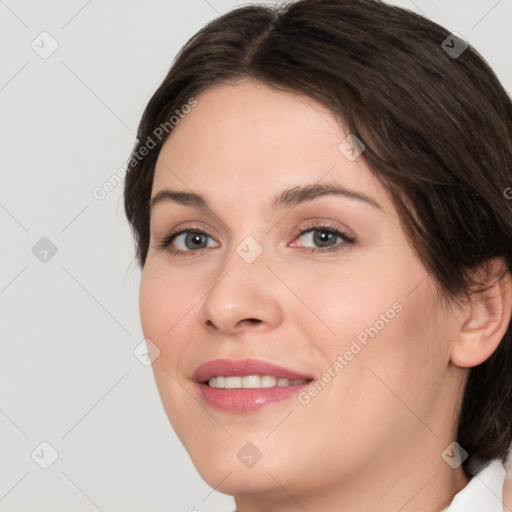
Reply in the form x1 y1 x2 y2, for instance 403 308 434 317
1 1 511 511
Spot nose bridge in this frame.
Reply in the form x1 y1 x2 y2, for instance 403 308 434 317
219 204 274 270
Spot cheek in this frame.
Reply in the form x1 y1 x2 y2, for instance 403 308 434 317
139 265 201 431
139 263 198 358
309 253 446 400
300 263 402 345
312 300 443 457
347 281 450 428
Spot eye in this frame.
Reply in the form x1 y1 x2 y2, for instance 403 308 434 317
156 221 356 257
157 226 218 257
291 222 355 254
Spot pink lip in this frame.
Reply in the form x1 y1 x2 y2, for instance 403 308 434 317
193 358 314 413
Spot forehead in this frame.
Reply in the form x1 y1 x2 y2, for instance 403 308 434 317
152 80 390 214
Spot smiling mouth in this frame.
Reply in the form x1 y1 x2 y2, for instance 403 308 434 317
205 375 312 389
193 358 315 412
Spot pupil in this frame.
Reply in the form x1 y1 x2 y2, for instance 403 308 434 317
188 233 205 248
314 231 334 247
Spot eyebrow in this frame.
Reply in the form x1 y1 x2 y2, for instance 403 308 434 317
149 181 383 215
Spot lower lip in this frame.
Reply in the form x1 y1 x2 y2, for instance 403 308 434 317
195 381 311 413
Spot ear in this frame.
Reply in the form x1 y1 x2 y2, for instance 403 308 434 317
450 258 512 368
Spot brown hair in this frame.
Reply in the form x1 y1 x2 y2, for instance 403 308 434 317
123 0 512 477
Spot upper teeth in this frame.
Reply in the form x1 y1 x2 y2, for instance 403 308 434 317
208 375 308 389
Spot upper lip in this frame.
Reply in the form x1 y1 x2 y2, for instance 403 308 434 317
193 358 315 383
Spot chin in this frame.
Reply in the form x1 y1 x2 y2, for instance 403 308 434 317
176 432 296 495
193 458 286 496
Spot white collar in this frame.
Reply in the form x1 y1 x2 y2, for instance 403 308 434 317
443 459 506 512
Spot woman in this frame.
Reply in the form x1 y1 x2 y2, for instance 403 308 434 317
123 1 512 510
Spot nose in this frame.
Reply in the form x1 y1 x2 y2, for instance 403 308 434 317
198 249 285 336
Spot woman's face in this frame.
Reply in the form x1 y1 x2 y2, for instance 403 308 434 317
140 79 466 504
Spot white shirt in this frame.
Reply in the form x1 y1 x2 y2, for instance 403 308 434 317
443 459 507 512
231 459 508 512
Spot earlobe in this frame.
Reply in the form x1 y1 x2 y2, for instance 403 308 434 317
450 258 512 369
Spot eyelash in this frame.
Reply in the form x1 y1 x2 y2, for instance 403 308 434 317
156 222 356 258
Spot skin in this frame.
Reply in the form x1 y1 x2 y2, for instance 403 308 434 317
504 455 512 510
139 79 512 512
